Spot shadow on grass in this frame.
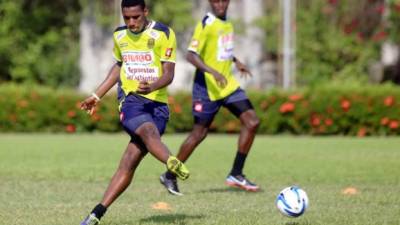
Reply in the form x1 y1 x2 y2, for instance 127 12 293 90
197 187 265 194
285 221 312 225
139 214 205 224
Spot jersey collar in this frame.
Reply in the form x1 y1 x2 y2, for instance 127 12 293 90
207 12 227 21
128 20 155 36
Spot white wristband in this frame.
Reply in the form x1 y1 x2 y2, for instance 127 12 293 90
92 93 101 101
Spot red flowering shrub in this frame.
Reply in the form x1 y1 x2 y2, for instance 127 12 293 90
389 120 399 130
279 102 296 114
65 124 76 133
340 99 352 112
383 96 395 107
0 84 119 133
1 83 400 136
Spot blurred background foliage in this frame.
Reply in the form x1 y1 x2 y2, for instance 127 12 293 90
79 0 193 34
259 0 400 86
1 0 400 88
1 0 400 134
2 83 400 136
0 0 193 88
0 0 81 87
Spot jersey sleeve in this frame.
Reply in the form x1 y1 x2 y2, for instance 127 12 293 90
188 22 207 54
160 28 177 63
112 34 122 62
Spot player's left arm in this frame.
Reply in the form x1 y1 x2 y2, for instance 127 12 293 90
233 56 252 78
136 62 175 94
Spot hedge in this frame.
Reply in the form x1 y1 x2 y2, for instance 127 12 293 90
1 83 400 136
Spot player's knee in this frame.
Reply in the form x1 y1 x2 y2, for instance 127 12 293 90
246 116 260 132
137 123 159 141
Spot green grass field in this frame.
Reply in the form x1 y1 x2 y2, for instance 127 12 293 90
0 134 399 225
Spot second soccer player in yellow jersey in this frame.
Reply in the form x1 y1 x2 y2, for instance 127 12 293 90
160 0 261 195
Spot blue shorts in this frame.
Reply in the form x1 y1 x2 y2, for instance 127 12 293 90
192 88 253 126
120 94 169 149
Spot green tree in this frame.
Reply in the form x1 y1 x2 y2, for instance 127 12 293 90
0 0 81 87
81 0 193 35
147 0 193 35
260 0 391 86
0 0 193 88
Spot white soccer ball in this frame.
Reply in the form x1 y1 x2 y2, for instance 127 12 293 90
276 186 309 218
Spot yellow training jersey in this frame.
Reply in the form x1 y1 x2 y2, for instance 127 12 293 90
188 13 240 101
113 21 176 103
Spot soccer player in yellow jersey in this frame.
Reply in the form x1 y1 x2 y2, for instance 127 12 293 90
160 0 260 195
79 0 189 224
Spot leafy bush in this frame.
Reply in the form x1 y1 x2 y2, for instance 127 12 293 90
0 0 81 87
1 84 400 136
0 0 193 87
259 0 400 85
0 84 120 133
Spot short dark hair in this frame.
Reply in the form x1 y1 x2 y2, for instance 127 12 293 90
121 0 146 9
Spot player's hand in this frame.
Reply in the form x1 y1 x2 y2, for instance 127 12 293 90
235 60 252 79
211 71 227 88
80 96 99 115
136 81 153 95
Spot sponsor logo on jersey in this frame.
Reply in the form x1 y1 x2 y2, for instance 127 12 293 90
147 38 155 49
190 39 199 49
218 33 234 61
119 42 128 48
148 30 160 40
165 48 173 58
125 67 159 82
122 51 154 65
122 51 158 82
116 30 127 41
194 102 203 112
220 33 234 44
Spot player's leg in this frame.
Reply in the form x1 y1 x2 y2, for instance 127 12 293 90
100 142 146 207
121 94 189 180
159 123 208 196
135 122 170 162
237 109 259 156
160 98 219 195
80 141 146 225
135 122 189 180
177 123 209 162
224 89 260 191
178 98 219 162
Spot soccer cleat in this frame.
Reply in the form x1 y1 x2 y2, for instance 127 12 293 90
159 172 183 196
80 213 100 225
225 174 260 192
166 156 190 180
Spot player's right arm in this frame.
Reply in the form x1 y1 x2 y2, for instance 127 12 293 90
81 29 123 115
186 51 227 88
187 21 227 88
80 63 121 115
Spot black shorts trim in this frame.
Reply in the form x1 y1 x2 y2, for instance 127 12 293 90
225 99 254 118
194 116 214 127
